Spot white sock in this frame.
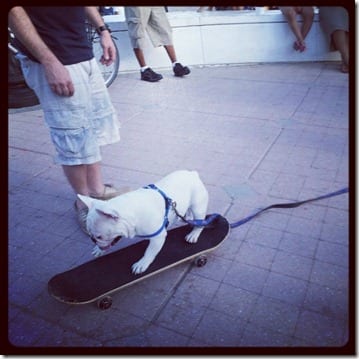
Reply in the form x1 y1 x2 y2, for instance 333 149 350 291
172 62 179 68
141 66 149 72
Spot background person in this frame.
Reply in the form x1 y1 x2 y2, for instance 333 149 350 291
279 6 314 52
319 6 349 73
125 6 190 82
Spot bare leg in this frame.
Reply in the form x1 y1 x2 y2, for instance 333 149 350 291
300 7 314 40
62 164 89 196
62 162 106 209
86 162 105 195
332 29 349 72
164 45 177 63
133 47 146 67
281 7 305 45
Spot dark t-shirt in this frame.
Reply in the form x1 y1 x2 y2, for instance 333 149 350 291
13 7 93 65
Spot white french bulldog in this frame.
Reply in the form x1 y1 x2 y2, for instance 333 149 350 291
78 170 209 274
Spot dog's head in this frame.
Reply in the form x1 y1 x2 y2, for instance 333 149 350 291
78 194 130 250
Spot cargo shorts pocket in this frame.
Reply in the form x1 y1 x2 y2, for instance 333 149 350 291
127 18 145 43
50 127 94 160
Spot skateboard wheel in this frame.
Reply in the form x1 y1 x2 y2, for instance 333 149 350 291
195 255 207 267
97 296 112 310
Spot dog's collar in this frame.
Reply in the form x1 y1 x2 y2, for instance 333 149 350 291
138 184 173 238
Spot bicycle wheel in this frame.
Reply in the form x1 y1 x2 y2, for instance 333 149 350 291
92 37 120 87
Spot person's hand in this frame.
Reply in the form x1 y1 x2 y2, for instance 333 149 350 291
43 60 75 96
99 31 116 66
293 40 306 52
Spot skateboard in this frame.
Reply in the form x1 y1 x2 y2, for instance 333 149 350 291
48 214 230 309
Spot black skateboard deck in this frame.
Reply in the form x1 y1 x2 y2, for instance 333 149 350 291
48 214 230 309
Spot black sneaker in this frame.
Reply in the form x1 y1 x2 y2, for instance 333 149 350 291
173 63 190 77
141 67 163 82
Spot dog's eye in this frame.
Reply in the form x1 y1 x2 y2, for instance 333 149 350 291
96 235 102 240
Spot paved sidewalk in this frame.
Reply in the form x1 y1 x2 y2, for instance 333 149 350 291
7 62 350 353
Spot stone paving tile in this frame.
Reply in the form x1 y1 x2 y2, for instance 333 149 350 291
222 262 269 294
203 230 243 262
261 272 308 306
294 310 347 346
25 291 70 324
285 215 323 238
315 241 348 267
270 251 313 281
139 324 190 347
303 283 348 321
9 310 102 347
320 222 349 246
240 322 294 347
169 272 221 309
246 296 300 336
279 231 319 259
154 297 206 338
252 211 291 232
189 253 233 283
236 242 277 270
310 261 348 292
244 223 284 249
7 62 351 352
208 283 259 321
191 308 244 346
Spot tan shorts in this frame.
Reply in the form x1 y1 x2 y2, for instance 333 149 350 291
125 7 173 49
18 55 121 165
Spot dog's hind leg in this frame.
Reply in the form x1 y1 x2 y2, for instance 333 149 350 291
185 182 209 244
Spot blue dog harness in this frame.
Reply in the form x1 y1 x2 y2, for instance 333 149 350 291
137 184 173 238
138 184 221 239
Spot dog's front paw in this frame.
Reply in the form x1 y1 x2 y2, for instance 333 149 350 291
131 258 151 275
92 245 105 257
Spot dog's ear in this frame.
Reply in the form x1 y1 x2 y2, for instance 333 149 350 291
95 207 120 221
77 194 95 209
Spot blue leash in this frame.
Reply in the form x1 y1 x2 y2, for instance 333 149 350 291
143 185 348 233
229 186 349 229
176 187 349 229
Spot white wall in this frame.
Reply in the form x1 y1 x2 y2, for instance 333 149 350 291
104 9 340 73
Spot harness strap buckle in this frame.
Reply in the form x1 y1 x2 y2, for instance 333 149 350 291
138 184 173 238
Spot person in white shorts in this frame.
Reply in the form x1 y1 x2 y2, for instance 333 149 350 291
125 6 190 82
9 6 127 234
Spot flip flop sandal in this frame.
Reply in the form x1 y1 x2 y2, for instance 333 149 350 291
91 184 131 200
